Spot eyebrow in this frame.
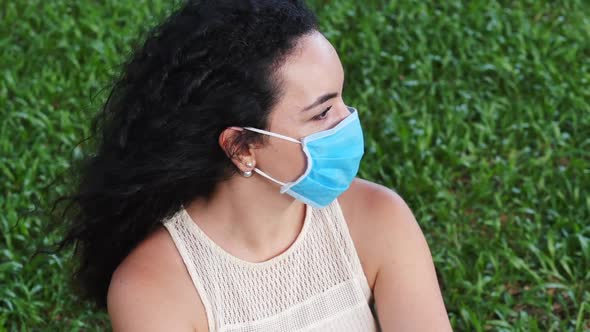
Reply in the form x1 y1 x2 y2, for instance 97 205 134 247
301 92 339 112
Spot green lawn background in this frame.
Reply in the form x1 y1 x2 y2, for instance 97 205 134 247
1 0 589 331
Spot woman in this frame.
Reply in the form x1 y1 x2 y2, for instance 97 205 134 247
61 0 452 330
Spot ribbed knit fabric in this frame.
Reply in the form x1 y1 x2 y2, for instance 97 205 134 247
162 198 381 332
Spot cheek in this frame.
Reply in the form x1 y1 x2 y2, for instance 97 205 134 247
256 139 307 182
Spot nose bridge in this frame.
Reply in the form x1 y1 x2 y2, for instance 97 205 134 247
338 105 355 122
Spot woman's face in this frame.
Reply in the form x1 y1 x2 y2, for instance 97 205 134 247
253 31 351 183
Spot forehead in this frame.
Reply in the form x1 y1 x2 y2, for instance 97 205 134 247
274 32 344 110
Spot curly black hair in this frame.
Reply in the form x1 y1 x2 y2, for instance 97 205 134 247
57 0 318 308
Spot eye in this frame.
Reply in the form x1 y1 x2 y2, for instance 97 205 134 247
313 106 332 121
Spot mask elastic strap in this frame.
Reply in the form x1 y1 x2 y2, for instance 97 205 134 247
242 127 301 144
240 126 299 190
253 168 287 186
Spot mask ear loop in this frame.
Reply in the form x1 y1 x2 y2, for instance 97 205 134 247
252 168 287 186
237 126 302 187
242 127 302 144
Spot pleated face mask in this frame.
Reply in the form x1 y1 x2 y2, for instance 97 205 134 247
241 106 365 208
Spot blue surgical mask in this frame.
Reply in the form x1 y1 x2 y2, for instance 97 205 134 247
241 106 364 208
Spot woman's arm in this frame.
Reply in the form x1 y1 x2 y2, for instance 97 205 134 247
369 187 452 331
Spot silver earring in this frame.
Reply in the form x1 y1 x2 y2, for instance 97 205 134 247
243 161 254 177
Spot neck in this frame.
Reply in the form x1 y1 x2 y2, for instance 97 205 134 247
185 173 307 256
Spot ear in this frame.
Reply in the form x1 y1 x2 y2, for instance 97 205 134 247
219 127 256 173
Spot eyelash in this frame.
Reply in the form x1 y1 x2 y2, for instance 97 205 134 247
313 106 332 121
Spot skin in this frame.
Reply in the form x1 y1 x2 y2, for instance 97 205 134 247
107 31 453 331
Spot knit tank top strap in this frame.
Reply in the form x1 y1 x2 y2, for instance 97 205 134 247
162 198 379 332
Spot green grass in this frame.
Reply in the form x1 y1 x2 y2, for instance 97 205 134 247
1 0 588 331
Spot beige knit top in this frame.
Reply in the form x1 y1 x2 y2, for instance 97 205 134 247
162 198 381 332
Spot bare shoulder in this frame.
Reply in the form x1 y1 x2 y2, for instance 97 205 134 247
341 178 453 331
107 225 206 332
340 177 407 219
337 178 410 289
342 177 424 250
